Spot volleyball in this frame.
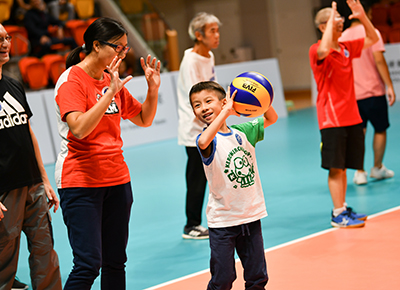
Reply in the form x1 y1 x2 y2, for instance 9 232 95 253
229 71 274 118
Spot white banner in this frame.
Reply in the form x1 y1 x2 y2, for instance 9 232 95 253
27 90 57 165
120 72 179 148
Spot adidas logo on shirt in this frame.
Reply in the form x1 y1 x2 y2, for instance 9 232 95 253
0 92 28 130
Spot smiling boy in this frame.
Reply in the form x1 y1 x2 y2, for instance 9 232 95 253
190 81 277 289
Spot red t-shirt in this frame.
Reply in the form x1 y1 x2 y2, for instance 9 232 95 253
309 39 363 129
55 66 142 188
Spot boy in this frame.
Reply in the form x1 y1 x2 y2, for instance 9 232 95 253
190 81 278 289
177 12 221 239
309 0 378 228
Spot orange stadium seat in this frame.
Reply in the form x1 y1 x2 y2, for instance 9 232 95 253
42 54 66 85
3 25 29 56
73 0 94 20
120 0 143 14
0 0 13 23
18 57 48 90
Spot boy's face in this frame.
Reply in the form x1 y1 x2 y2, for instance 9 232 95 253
197 22 220 50
191 90 225 125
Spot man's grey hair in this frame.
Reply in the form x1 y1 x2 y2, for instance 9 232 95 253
188 12 221 41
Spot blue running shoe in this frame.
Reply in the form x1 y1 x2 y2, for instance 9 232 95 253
331 211 365 228
346 207 367 221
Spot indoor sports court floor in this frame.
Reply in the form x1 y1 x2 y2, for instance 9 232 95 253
16 103 400 289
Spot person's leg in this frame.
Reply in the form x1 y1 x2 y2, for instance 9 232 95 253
328 168 346 210
23 183 62 290
59 187 104 290
0 188 27 290
373 131 386 168
101 183 133 290
236 221 268 290
207 227 237 290
367 96 393 178
354 98 369 184
185 146 207 227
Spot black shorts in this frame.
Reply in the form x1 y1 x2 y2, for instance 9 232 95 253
320 124 364 170
357 95 390 132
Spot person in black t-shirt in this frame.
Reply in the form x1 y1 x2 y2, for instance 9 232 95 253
0 24 62 290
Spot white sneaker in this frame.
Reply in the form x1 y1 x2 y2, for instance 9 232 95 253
370 164 394 180
353 170 368 185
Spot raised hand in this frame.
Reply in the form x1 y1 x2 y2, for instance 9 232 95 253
141 54 161 90
106 56 133 95
347 0 366 20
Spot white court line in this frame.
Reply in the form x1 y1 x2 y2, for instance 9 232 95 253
144 205 400 290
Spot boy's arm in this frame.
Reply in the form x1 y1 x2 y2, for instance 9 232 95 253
373 51 396 106
317 2 338 60
347 0 378 49
263 106 278 128
197 89 239 152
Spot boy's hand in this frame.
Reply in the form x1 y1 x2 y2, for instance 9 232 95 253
224 87 240 117
347 0 366 21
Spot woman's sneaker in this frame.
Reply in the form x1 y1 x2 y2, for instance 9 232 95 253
370 165 394 180
182 225 209 239
331 211 365 228
353 170 368 185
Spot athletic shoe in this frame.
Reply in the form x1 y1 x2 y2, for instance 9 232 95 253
353 170 368 185
331 211 365 228
12 278 28 290
370 164 394 180
182 225 209 239
346 207 367 221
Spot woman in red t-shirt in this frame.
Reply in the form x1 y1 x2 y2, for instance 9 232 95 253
54 17 161 289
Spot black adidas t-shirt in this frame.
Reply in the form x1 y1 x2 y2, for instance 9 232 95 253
0 75 42 193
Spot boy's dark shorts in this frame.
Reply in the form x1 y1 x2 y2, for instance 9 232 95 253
320 124 364 170
357 95 390 132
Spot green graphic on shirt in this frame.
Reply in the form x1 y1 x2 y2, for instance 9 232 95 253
224 146 255 189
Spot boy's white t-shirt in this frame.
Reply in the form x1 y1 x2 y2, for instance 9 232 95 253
177 48 217 147
197 118 268 228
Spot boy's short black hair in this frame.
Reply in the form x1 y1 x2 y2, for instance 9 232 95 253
189 81 226 106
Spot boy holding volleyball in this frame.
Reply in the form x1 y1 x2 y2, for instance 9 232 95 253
309 0 379 228
190 81 278 289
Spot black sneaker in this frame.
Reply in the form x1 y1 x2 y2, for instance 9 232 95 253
12 278 29 290
182 225 209 239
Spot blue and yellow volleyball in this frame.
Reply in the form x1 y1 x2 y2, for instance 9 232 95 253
229 71 274 118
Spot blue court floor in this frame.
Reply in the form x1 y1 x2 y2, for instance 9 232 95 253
16 103 400 289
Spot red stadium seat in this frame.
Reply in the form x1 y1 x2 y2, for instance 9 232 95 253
18 57 48 90
65 19 88 46
388 27 400 43
371 3 390 26
389 2 400 26
3 25 29 57
42 54 66 85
